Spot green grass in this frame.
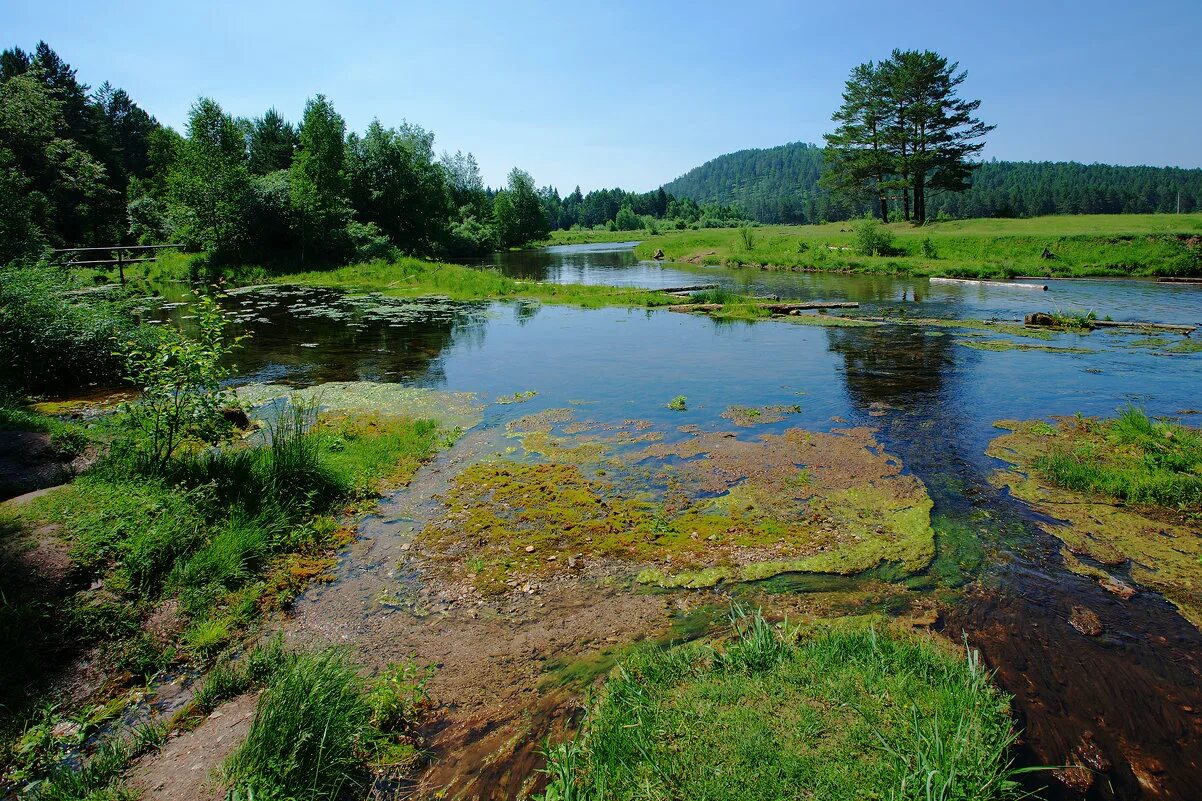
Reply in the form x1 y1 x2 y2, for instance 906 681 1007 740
538 608 1023 801
1033 407 1202 509
270 256 680 308
631 214 1202 278
223 648 431 800
545 229 657 246
25 721 166 801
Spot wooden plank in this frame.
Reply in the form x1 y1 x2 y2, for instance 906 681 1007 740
51 257 158 266
49 243 183 253
656 283 719 293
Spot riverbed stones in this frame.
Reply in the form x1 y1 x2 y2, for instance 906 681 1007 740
1070 605 1104 636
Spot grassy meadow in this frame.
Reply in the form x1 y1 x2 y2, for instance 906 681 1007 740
607 214 1202 278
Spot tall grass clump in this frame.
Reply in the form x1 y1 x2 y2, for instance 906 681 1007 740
1033 407 1202 509
223 647 431 800
538 610 1023 801
224 648 371 800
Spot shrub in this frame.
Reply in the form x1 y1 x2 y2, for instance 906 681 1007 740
738 226 756 250
117 294 244 471
854 216 895 256
0 263 146 393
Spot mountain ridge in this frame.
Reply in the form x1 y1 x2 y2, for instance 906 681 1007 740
660 141 1202 223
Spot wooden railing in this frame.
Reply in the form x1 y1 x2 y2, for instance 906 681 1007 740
49 244 183 286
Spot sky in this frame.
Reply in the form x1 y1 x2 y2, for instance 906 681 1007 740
6 0 1201 192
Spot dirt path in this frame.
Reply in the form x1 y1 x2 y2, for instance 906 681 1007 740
128 692 259 800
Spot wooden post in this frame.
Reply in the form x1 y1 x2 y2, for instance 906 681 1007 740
117 248 125 286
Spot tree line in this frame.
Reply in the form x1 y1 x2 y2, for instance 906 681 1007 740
0 42 566 268
663 141 1202 225
0 41 755 269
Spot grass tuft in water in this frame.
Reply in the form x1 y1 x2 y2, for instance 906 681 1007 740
537 609 1023 801
1033 407 1202 509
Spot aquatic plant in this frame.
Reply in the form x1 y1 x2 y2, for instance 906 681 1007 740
666 395 687 411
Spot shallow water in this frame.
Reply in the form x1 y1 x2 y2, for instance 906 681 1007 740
214 244 1202 800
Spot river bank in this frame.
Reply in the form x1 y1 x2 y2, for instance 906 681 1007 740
547 213 1202 279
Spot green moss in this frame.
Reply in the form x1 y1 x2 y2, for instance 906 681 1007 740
237 381 483 431
955 339 1093 353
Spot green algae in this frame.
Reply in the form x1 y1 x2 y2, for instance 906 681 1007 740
884 317 1056 340
988 418 1202 629
955 339 1093 354
420 421 936 594
236 381 483 431
720 404 801 427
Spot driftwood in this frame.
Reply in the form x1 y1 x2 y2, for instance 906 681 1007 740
930 277 1048 291
1156 277 1202 285
669 301 859 314
656 283 719 293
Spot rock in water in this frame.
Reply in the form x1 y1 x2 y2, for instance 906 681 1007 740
1070 605 1104 636
1025 312 1056 327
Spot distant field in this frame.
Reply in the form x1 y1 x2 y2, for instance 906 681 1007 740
557 214 1202 278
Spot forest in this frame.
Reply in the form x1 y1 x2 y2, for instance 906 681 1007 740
662 141 1202 224
0 42 559 270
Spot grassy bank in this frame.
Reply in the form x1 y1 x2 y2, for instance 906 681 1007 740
543 229 657 246
539 609 1023 801
271 256 679 308
0 403 450 793
631 214 1202 278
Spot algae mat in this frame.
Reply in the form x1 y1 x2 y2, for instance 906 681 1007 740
236 381 484 431
419 410 935 593
988 419 1202 629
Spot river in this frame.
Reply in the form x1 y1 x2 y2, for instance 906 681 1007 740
208 242 1202 800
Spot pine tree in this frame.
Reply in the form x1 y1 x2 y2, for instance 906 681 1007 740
821 62 893 221
887 50 993 224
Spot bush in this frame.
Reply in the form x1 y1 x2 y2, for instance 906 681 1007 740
117 294 243 471
0 263 148 393
446 215 499 257
613 204 640 231
854 217 895 257
738 226 756 250
346 220 398 263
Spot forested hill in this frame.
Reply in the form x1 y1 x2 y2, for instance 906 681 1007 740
661 142 1202 224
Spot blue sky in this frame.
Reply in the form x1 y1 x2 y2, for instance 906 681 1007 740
7 0 1200 192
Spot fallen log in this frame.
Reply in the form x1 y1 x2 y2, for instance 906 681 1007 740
930 276 1048 291
655 283 719 293
1156 277 1202 285
668 301 859 314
